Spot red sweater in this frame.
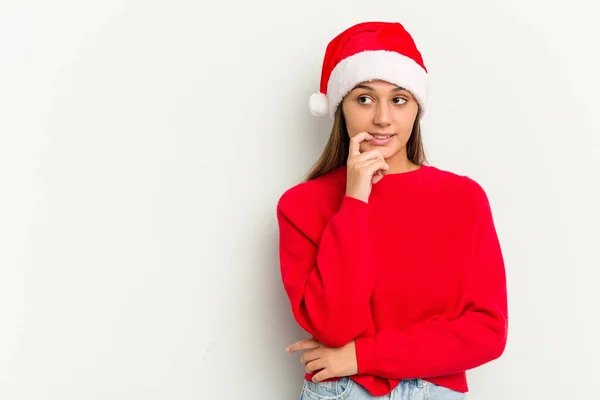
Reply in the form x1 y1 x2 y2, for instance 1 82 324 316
276 164 507 396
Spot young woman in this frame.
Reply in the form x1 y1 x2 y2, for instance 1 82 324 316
276 21 508 400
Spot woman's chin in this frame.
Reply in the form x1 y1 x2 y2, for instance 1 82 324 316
361 141 403 159
373 145 398 159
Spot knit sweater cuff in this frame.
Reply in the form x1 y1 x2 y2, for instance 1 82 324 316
341 195 370 210
355 335 378 375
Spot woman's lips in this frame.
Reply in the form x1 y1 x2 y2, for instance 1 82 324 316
369 133 395 146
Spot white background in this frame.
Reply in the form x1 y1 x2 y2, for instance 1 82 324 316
1 1 599 399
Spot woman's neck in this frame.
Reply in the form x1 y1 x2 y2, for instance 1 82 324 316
385 152 419 174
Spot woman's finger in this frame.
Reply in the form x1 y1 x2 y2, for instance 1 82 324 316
355 157 385 170
348 132 373 157
372 170 384 184
305 358 326 374
311 368 332 383
300 348 322 366
286 338 321 353
351 149 384 164
367 159 389 173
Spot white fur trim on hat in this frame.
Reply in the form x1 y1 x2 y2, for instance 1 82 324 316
325 50 428 119
309 92 328 116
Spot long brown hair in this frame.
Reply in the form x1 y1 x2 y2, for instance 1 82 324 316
302 107 427 182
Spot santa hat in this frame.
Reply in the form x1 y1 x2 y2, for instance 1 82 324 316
309 21 428 119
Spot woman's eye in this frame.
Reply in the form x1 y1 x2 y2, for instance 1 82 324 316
358 96 373 104
393 97 407 105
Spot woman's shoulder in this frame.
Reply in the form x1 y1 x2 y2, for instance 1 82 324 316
277 167 346 216
425 164 490 205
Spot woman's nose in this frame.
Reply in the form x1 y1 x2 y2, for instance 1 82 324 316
373 103 391 126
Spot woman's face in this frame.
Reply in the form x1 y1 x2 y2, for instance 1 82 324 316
341 80 419 162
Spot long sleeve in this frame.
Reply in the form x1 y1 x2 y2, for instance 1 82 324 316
354 188 508 379
277 194 375 348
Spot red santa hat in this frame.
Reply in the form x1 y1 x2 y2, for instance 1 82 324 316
309 21 428 119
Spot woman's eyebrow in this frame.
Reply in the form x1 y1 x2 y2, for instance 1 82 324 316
354 84 374 91
353 84 407 92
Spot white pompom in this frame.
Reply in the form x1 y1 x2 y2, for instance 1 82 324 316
308 92 328 117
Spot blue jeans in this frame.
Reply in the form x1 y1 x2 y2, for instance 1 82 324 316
299 377 466 400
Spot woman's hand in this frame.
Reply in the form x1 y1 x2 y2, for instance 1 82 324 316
286 338 358 382
345 132 390 203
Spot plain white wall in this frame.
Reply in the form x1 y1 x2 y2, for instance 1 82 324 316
1 1 598 399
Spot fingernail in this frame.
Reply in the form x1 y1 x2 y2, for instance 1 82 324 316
286 346 290 352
